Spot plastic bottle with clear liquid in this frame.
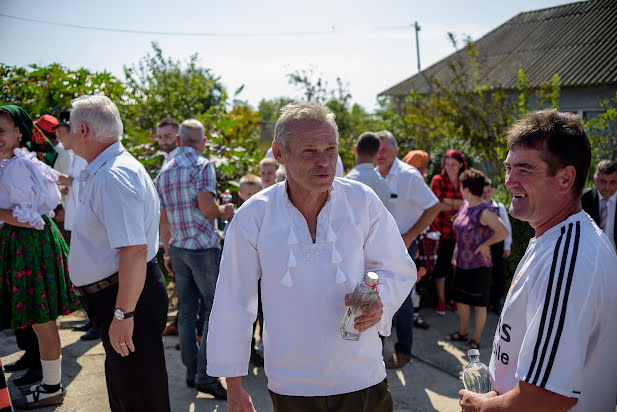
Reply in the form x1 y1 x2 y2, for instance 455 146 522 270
463 349 492 393
340 272 380 341
220 189 233 224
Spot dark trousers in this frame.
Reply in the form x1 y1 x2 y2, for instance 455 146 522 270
392 241 418 355
433 238 456 301
489 241 506 308
269 379 393 412
79 260 170 412
15 326 41 369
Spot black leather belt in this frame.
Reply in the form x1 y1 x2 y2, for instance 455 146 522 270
75 258 158 297
76 273 118 296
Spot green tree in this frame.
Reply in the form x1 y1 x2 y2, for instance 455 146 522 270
377 42 562 184
257 97 295 122
122 42 227 137
586 92 617 182
1 63 125 119
121 43 265 183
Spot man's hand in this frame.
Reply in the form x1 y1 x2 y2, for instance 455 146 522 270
474 243 491 263
502 250 511 259
163 256 174 278
109 317 135 357
459 389 497 411
227 377 256 412
220 203 235 221
57 174 73 187
59 186 69 196
417 266 427 282
344 293 384 332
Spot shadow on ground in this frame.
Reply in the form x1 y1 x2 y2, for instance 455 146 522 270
1 308 500 411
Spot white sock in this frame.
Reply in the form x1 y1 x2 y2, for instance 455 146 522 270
41 356 62 386
411 286 421 308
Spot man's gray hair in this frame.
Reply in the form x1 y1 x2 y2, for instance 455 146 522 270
178 119 205 146
376 130 398 148
70 95 123 141
273 102 338 151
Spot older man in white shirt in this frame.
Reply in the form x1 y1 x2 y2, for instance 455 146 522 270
66 95 170 412
375 131 441 369
207 102 416 412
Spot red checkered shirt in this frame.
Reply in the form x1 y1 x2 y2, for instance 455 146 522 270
417 233 439 276
430 173 462 240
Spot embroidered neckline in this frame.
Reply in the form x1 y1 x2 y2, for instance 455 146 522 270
280 183 346 287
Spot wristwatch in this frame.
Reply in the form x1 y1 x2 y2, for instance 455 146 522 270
114 308 135 320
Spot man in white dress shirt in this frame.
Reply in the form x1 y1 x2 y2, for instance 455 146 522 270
207 102 416 412
66 95 170 412
375 131 441 369
344 131 391 210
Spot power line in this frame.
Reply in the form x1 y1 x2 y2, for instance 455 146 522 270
0 13 412 38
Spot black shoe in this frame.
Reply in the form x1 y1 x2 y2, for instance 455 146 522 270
413 314 430 329
186 379 195 388
13 367 43 387
3 354 31 372
250 349 264 367
195 380 227 400
80 326 99 341
73 320 92 332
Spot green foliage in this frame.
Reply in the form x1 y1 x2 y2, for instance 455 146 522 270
535 73 561 110
374 42 567 279
257 97 295 122
117 43 263 184
204 104 264 191
123 42 227 134
586 92 617 173
517 69 529 116
1 44 263 191
377 42 563 188
505 216 535 283
1 63 126 119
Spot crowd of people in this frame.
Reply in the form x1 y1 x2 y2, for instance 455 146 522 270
0 96 616 412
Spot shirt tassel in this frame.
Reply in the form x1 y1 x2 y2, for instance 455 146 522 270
281 270 293 287
281 250 296 287
326 225 337 242
335 267 347 284
331 248 342 264
288 229 298 245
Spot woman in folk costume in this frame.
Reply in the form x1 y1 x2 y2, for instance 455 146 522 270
0 105 80 409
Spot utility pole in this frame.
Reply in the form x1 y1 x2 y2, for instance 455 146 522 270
414 21 433 92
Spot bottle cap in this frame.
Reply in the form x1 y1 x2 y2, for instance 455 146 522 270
365 272 379 286
467 349 480 357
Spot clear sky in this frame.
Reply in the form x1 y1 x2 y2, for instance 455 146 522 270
1 0 575 111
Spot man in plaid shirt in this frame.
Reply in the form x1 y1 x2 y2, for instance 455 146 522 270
155 119 234 400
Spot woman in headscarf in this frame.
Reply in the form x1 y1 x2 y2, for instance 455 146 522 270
429 149 467 315
0 105 80 408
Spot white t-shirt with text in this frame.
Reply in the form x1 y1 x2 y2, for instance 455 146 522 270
489 211 617 411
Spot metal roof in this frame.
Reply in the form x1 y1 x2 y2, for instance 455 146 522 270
380 0 617 97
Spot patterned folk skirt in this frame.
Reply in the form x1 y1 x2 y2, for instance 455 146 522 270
0 216 80 330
